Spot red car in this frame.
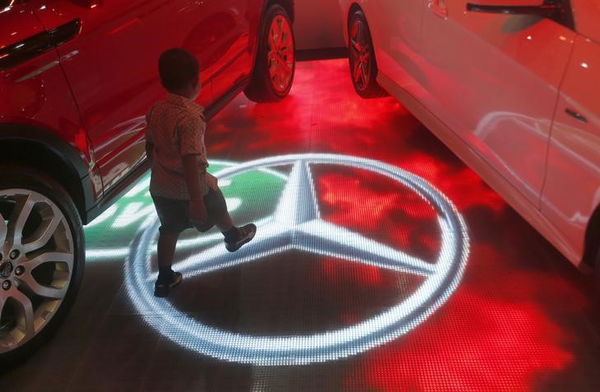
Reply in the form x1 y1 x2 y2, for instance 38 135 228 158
0 0 295 361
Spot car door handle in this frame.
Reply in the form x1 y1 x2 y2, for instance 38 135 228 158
0 19 81 70
565 108 587 123
49 19 82 47
429 0 448 18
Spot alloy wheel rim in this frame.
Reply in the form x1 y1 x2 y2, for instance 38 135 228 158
267 14 294 94
350 18 372 91
0 189 74 353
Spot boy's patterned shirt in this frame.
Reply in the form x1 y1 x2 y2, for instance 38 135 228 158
145 93 208 200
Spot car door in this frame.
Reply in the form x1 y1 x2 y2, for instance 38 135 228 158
142 0 255 112
142 0 217 109
30 0 172 192
541 29 600 261
206 0 255 104
420 0 576 207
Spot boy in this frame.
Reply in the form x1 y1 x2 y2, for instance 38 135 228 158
146 48 256 297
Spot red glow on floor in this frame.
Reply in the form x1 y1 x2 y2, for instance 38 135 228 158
206 59 596 389
316 168 441 262
319 174 405 230
354 292 574 391
347 243 587 391
399 151 506 213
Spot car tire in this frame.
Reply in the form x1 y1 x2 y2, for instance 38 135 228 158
244 4 295 103
594 247 600 294
0 166 84 366
348 9 387 98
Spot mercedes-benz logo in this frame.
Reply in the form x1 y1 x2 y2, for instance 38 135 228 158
125 153 469 365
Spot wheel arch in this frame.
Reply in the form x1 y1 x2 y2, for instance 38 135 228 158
266 0 294 23
0 123 96 223
583 203 600 270
345 3 367 48
348 3 363 22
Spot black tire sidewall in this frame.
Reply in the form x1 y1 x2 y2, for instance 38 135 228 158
0 166 84 366
595 247 600 294
348 9 385 98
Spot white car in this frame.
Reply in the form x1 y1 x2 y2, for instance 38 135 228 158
338 0 600 277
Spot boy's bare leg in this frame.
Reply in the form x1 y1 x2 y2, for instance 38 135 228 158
205 186 256 251
198 184 256 252
215 210 234 232
157 231 180 271
154 230 183 297
210 186 234 232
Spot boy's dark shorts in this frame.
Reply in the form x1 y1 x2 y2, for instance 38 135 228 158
151 188 228 234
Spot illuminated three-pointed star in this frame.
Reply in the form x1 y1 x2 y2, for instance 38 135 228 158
166 160 436 280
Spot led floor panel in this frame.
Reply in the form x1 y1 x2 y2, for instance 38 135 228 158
1 60 599 391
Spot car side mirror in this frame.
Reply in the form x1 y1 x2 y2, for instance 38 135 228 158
466 1 573 28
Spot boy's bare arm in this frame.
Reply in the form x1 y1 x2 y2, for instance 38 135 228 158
182 154 208 222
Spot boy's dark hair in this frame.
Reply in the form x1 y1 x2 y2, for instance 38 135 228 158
158 48 199 91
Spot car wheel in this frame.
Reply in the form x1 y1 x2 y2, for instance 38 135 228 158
595 247 600 293
348 9 387 98
0 166 84 365
244 4 295 102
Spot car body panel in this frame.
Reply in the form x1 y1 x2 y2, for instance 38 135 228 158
22 0 263 196
420 3 575 207
368 0 425 96
571 0 600 44
542 33 600 260
377 70 585 265
339 0 600 266
1 0 268 220
30 0 191 192
0 4 83 157
206 0 257 101
0 3 102 201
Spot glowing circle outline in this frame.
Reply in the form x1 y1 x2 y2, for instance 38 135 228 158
125 153 470 365
85 160 288 260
